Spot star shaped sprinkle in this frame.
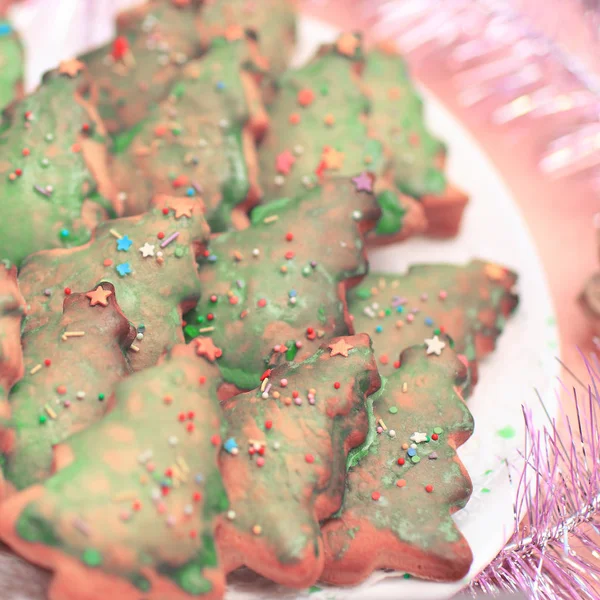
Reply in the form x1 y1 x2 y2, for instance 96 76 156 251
336 32 360 57
352 172 373 193
116 235 133 251
410 431 428 444
484 264 506 281
85 285 113 307
322 148 345 171
169 198 196 220
275 150 296 175
328 338 354 358
194 337 223 362
424 335 446 356
139 243 155 258
116 263 132 277
58 59 85 78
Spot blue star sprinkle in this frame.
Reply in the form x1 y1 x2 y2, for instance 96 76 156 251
116 262 132 277
117 235 133 251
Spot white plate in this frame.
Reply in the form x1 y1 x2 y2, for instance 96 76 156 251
9 6 561 600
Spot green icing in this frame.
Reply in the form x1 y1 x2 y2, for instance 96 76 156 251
0 68 111 266
250 196 293 224
0 21 23 111
10 349 228 595
323 345 474 577
82 548 103 567
347 262 519 386
16 504 60 545
497 425 516 439
259 37 385 203
363 49 447 198
130 574 151 592
110 39 256 229
111 119 146 154
81 1 204 134
167 562 213 596
375 190 406 235
186 179 377 390
221 335 379 575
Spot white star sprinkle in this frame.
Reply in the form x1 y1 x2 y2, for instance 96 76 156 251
424 335 446 356
139 242 155 258
411 432 428 444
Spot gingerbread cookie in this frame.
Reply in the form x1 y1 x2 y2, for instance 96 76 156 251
257 35 425 243
18 195 209 371
198 0 297 80
0 283 136 493
258 34 381 199
111 37 266 225
0 342 228 600
184 177 380 392
81 0 204 135
0 19 23 110
219 333 381 588
321 343 474 584
363 46 468 239
0 61 119 267
0 265 25 403
348 261 518 387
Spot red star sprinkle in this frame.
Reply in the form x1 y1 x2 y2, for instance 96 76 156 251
275 150 296 175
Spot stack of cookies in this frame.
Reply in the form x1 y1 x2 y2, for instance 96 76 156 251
0 2 518 598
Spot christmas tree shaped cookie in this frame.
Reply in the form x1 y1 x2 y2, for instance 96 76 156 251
363 45 468 238
258 34 383 200
18 196 209 371
257 35 425 243
0 60 119 267
349 261 518 386
81 0 204 135
0 265 25 403
0 18 24 110
112 37 266 228
219 334 381 588
198 0 297 79
321 343 474 584
0 283 137 493
184 177 380 391
0 342 229 600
